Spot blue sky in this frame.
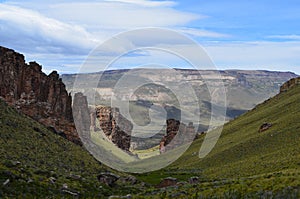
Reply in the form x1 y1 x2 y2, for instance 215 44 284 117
0 0 300 74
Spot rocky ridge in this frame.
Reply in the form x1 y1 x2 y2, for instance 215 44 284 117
0 46 80 145
280 77 300 92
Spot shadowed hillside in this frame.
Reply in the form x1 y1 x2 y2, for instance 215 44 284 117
0 99 142 198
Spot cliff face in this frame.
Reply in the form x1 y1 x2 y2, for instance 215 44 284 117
0 46 81 145
72 92 91 142
95 106 132 151
159 119 195 153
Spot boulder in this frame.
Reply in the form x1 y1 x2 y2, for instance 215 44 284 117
3 179 10 186
62 189 79 197
48 177 56 184
259 123 272 132
156 177 177 188
68 174 81 180
62 183 68 189
188 176 199 184
109 195 132 199
118 175 138 185
97 172 120 187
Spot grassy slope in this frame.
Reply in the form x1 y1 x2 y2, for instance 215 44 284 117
135 83 300 198
0 100 140 198
1 80 299 198
173 83 300 176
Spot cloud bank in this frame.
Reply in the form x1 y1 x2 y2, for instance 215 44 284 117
0 0 299 74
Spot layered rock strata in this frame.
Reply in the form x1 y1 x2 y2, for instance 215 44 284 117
0 46 80 145
95 106 132 151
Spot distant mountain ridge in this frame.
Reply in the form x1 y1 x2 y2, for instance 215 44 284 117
62 68 298 134
63 68 298 111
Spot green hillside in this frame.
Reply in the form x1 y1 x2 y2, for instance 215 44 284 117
1 78 300 198
134 80 300 198
0 100 141 198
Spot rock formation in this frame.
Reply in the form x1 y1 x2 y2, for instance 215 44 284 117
258 122 272 133
156 177 177 188
89 106 98 132
95 106 132 151
159 119 196 153
72 92 91 143
280 77 300 93
97 172 120 187
0 46 81 145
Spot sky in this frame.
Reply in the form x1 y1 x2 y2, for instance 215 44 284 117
0 0 300 74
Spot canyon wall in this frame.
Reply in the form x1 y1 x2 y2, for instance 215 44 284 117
159 119 196 153
95 106 132 151
0 46 81 145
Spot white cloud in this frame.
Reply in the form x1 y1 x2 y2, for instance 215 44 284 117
204 41 300 73
44 3 200 29
6 1 201 29
0 4 99 54
3 1 296 75
93 41 300 74
267 34 300 40
16 39 300 74
104 0 177 7
0 0 215 73
0 0 209 56
178 28 230 38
